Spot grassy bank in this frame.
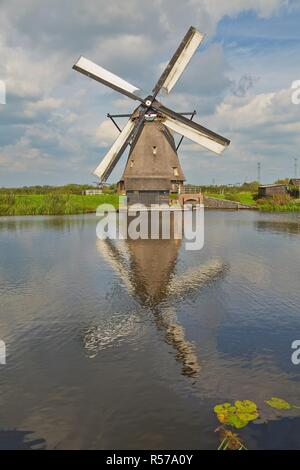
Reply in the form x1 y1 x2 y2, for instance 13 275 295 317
205 191 256 206
256 195 300 212
206 191 300 211
1 187 300 216
0 193 119 216
257 202 300 212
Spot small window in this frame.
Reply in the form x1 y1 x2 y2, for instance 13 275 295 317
152 146 157 156
173 167 179 177
130 160 134 168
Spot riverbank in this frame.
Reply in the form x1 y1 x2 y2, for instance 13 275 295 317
205 191 257 206
204 191 300 212
258 202 300 212
0 193 119 216
1 191 300 216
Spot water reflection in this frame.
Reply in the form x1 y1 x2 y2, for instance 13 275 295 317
0 430 46 450
255 217 300 236
2 212 300 448
83 311 140 358
92 217 228 377
0 215 88 233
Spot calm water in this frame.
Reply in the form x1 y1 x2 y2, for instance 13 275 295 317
0 210 300 450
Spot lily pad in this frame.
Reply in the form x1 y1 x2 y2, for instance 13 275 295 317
265 397 291 410
234 400 259 422
227 414 248 429
214 400 259 429
214 403 236 425
214 403 232 414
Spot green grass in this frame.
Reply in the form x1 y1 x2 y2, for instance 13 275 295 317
258 202 300 212
206 191 300 210
206 193 226 200
0 193 119 216
236 192 257 205
0 184 116 195
206 191 256 205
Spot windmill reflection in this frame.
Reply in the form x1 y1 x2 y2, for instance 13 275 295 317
86 217 227 377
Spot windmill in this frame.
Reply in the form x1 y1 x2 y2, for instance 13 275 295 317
73 26 230 205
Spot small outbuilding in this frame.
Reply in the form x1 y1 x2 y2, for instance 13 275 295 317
289 178 300 187
258 184 287 198
84 189 103 195
289 179 300 197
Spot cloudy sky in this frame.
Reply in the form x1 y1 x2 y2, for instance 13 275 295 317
0 0 300 186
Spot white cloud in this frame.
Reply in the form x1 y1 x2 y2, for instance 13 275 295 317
92 34 155 68
24 98 63 117
0 137 46 172
0 35 67 98
154 0 287 36
201 0 285 19
95 120 119 146
214 88 299 131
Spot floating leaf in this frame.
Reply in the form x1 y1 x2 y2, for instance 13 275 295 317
214 400 259 429
235 400 257 413
227 414 248 429
234 400 259 422
216 413 228 425
265 397 291 410
214 403 233 414
214 403 236 425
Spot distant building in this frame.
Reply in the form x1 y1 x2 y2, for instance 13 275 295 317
258 184 287 198
289 179 300 197
84 189 103 195
289 178 300 187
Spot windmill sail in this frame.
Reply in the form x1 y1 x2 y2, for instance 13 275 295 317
73 56 142 101
152 27 204 96
163 116 229 154
152 102 230 154
93 118 136 181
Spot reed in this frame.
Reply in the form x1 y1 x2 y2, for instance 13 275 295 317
0 193 119 216
258 202 300 212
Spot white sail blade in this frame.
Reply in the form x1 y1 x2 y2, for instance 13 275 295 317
153 27 204 95
96 239 134 295
73 56 141 101
93 118 136 181
163 116 229 154
167 259 226 297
